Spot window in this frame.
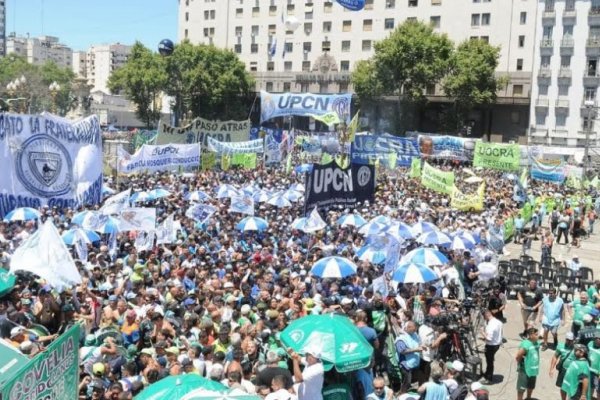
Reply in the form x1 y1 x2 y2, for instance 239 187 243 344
541 55 551 67
535 113 547 127
565 0 575 11
409 0 418 6
287 4 295 14
249 62 257 72
251 25 259 36
471 14 480 26
386 0 396 8
184 29 188 38
583 117 594 131
585 87 596 101
426 84 436 95
305 10 313 19
303 42 312 53
252 7 259 17
520 12 526 25
266 82 274 92
518 35 525 48
430 16 440 28
269 5 277 16
339 82 349 93
513 85 523 95
564 25 573 37
365 0 374 9
284 61 292 71
516 58 523 70
301 83 310 93
545 0 555 12
432 0 441 4
511 111 521 124
267 62 274 71
556 115 566 127
362 40 372 51
304 22 312 34
340 60 350 71
284 42 293 53
558 85 569 96
251 44 258 53
561 55 571 67
385 18 395 29
302 61 311 71
363 19 373 31
481 13 490 25
268 25 276 35
341 41 351 52
234 44 242 53
283 82 291 92
324 2 333 12
343 20 352 32
236 8 243 17
323 21 332 33
322 41 331 52
235 26 243 37
185 12 189 21
480 36 489 43
407 17 417 22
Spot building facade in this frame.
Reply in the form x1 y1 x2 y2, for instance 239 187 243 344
5 35 72 68
529 0 600 148
179 0 537 139
81 43 132 94
0 0 6 56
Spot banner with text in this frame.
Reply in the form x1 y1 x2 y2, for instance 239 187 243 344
1 324 80 400
450 182 485 212
415 134 478 161
156 117 250 146
421 162 455 194
118 143 200 174
117 207 156 232
473 142 521 171
260 91 352 123
0 113 103 218
351 134 419 167
304 162 375 213
207 136 264 154
530 157 566 183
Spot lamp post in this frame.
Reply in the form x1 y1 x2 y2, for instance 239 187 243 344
49 81 61 114
584 100 597 179
5 75 27 113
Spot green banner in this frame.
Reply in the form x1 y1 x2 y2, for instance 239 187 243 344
473 141 521 171
2 324 80 400
201 152 216 170
410 158 421 178
231 153 257 169
504 217 515 241
522 202 533 223
421 162 454 194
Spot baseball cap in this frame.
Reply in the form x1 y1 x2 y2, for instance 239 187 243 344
565 332 575 341
140 348 154 356
166 346 179 355
92 363 105 376
10 327 24 338
183 298 196 307
223 282 234 289
446 360 464 372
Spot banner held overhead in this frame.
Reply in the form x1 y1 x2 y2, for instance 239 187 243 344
260 91 352 123
156 117 250 145
473 142 521 171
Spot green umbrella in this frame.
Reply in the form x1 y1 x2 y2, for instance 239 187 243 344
0 339 30 385
0 268 16 297
135 374 227 400
181 388 262 400
279 314 374 373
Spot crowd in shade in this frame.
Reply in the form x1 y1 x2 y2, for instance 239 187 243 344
0 162 599 400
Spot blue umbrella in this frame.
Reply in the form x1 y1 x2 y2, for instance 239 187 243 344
337 214 367 228
216 184 240 199
411 221 438 236
130 191 152 203
283 189 303 202
236 216 269 232
94 216 122 234
4 207 41 222
454 230 479 245
357 245 387 264
294 164 313 174
148 188 171 199
369 215 392 225
267 193 292 208
448 236 475 251
242 184 261 196
61 228 101 245
71 210 100 227
417 231 452 246
310 256 358 279
358 221 387 236
400 247 449 266
185 190 212 202
384 221 414 240
253 190 272 203
391 262 439 284
290 217 308 231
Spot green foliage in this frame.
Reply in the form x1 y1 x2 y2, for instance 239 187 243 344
351 60 384 100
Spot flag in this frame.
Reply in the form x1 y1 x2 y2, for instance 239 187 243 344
269 38 277 57
156 214 180 245
410 157 421 178
10 220 82 289
135 231 155 252
346 110 360 142
74 231 88 262
519 167 528 189
309 112 341 126
221 154 231 171
321 152 333 165
286 153 292 174
303 207 326 232
100 188 132 215
186 204 217 223
229 193 255 215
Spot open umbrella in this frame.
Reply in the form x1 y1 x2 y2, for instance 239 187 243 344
181 389 261 400
290 217 308 231
391 262 439 284
61 228 101 245
185 190 211 202
280 314 374 373
242 184 261 196
384 221 414 240
411 221 438 236
400 248 449 266
357 245 387 264
417 231 452 246
447 235 475 251
135 374 227 400
337 214 367 228
283 189 303 202
94 216 122 234
477 262 498 281
0 269 16 297
148 188 171 199
236 216 268 232
71 211 101 229
267 193 292 208
3 207 40 222
358 221 387 236
216 184 240 199
130 191 152 203
310 256 358 278
253 190 271 203
369 215 392 225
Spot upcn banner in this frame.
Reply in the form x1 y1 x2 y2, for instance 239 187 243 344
304 161 375 213
260 91 352 123
2 324 80 400
351 135 419 167
473 142 521 171
156 117 250 146
0 113 103 217
415 134 478 161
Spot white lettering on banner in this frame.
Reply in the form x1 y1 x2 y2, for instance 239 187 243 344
207 136 264 154
260 91 352 123
118 143 200 174
312 167 353 193
0 113 103 217
157 117 251 145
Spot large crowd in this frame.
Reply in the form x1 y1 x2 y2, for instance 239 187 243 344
0 160 599 400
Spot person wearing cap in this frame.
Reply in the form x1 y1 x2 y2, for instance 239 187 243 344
515 327 541 400
288 346 324 400
587 335 600 400
8 326 26 349
538 287 565 351
442 360 464 395
479 309 503 385
465 382 489 400
565 255 584 276
561 344 591 400
255 350 293 389
551 331 577 398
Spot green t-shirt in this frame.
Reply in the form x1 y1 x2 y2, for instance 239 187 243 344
519 339 540 377
555 342 576 371
573 300 595 326
322 384 352 400
588 342 600 374
561 359 591 399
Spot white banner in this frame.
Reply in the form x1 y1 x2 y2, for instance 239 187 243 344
100 188 131 215
229 193 255 215
0 113 103 217
207 136 264 154
156 214 180 245
117 208 156 232
186 203 218 223
157 117 251 145
118 143 200 174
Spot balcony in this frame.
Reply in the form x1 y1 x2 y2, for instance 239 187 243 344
535 97 549 108
539 38 554 55
530 127 548 138
555 98 570 112
563 6 576 22
589 7 600 25
584 70 600 86
560 38 574 55
576 131 598 140
587 37 600 56
542 9 556 24
537 66 552 82
550 129 570 138
557 67 572 82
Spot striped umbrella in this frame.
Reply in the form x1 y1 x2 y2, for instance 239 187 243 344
290 217 308 231
267 193 292 208
384 221 414 240
448 235 475 251
417 231 452 246
454 230 479 245
369 215 392 225
411 221 438 236
337 214 367 228
61 228 101 245
71 210 100 228
391 262 439 284
130 191 152 203
185 190 212 202
3 207 41 222
357 245 387 264
310 256 358 279
94 216 122 234
253 190 272 203
283 189 303 202
358 221 387 236
242 184 261 196
216 184 239 199
236 216 269 232
400 247 449 266
148 188 171 199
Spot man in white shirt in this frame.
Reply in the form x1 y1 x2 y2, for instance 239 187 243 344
265 375 297 400
479 309 503 385
289 348 324 400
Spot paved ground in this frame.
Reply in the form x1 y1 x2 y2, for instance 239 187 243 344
481 229 600 399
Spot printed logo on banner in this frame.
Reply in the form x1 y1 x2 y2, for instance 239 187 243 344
17 135 73 197
357 165 371 187
332 97 350 121
261 94 277 122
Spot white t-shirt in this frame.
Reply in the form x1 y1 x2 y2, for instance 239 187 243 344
297 362 324 400
485 317 503 346
266 388 297 400
418 324 436 362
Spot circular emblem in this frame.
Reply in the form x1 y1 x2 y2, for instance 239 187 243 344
289 329 305 343
16 135 73 198
331 97 349 121
261 95 276 121
356 166 371 187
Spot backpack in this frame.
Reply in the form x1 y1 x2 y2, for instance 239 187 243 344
449 384 469 400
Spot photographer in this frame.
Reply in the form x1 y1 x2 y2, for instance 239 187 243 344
417 316 448 385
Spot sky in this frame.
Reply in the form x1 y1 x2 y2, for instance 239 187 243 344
5 0 178 51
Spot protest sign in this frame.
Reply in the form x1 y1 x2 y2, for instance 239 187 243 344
231 153 257 169
415 134 477 161
156 117 250 146
207 137 264 154
473 142 520 171
117 208 156 232
450 182 485 212
530 158 566 183
410 158 421 178
201 152 216 170
352 135 419 167
260 91 352 123
118 143 200 174
421 163 455 194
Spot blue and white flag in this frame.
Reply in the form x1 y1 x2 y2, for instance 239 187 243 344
117 208 156 232
186 203 217 223
207 136 264 154
118 143 200 174
0 113 103 218
156 214 181 245
265 133 282 164
303 207 326 233
229 193 255 215
100 188 131 215
269 38 277 57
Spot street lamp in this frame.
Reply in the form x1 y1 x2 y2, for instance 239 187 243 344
584 100 597 178
49 81 61 114
5 76 28 113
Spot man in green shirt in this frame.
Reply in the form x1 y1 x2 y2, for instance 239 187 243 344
587 336 600 400
561 344 590 400
551 332 577 400
572 293 594 338
515 327 540 400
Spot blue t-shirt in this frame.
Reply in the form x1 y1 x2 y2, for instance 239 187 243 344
359 326 378 345
542 296 564 327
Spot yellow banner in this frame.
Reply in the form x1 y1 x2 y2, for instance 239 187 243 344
201 152 216 170
450 182 485 212
221 154 231 171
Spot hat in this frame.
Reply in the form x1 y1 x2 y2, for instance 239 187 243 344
166 346 179 355
241 304 251 315
183 298 196 307
446 360 464 372
305 346 322 360
10 327 24 338
223 282 234 289
573 255 579 259
92 363 105 376
140 348 154 356
565 332 575 341
133 264 144 270
341 298 353 306
575 344 588 355
108 295 118 302
85 334 97 346
89 379 104 390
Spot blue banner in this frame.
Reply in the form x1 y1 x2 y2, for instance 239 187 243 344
351 135 419 167
531 158 566 183
260 91 352 123
412 133 478 161
335 0 365 11
250 126 283 142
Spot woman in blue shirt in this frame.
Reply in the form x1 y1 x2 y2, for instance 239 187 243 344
417 364 449 400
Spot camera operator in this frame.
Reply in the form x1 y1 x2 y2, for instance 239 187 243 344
417 316 448 385
479 309 503 385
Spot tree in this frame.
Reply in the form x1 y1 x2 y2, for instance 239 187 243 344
108 42 167 128
442 39 504 130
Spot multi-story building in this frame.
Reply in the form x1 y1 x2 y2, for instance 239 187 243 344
179 0 537 139
0 0 6 56
529 0 600 148
84 43 131 94
5 34 72 68
72 51 87 78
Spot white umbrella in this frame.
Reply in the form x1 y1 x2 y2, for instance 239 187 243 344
464 176 483 184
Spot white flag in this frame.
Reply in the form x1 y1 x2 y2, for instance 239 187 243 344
156 214 179 245
229 194 255 215
117 208 157 232
304 207 326 233
10 220 82 289
100 188 132 215
135 231 155 252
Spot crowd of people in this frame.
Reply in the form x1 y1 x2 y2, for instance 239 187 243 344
0 159 598 400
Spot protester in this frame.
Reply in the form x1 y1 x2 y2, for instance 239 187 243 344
515 328 541 400
550 331 576 400
538 287 565 351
